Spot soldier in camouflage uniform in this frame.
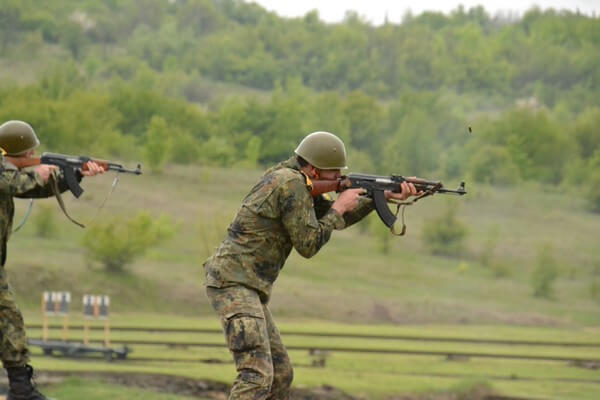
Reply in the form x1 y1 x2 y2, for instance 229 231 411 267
0 120 105 400
204 131 418 399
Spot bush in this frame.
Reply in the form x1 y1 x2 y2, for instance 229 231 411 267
422 203 468 257
479 225 511 278
82 212 175 272
531 244 559 299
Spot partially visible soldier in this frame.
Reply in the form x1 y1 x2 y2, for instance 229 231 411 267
203 131 418 399
0 120 105 400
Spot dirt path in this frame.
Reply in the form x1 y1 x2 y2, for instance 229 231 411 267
1 370 531 400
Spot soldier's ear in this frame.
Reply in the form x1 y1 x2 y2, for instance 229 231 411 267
307 165 320 180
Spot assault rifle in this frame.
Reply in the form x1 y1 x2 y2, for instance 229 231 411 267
5 152 142 228
310 174 466 235
5 152 142 198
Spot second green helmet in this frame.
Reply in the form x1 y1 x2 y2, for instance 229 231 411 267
295 131 347 169
0 120 40 156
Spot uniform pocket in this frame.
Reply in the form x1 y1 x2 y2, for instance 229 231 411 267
225 313 265 352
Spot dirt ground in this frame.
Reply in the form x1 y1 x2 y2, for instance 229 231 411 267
0 370 536 400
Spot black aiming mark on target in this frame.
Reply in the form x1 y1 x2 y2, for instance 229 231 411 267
58 292 70 316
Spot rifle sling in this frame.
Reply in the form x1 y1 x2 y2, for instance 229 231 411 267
387 189 437 236
86 173 120 226
49 173 85 228
11 199 33 234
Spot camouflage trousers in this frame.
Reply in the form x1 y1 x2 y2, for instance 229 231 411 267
0 265 30 368
206 285 293 400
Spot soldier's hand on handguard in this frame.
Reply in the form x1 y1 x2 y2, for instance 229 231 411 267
81 161 106 177
385 178 421 202
331 188 366 216
34 164 58 183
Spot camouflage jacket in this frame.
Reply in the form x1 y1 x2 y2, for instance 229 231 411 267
0 156 75 266
203 156 375 302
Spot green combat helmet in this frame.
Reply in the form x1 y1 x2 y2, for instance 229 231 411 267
295 131 347 170
0 120 40 156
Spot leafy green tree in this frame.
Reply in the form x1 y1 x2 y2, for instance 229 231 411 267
59 21 88 59
343 92 385 159
304 93 350 141
170 131 200 165
572 107 600 160
243 136 262 168
383 110 439 176
197 136 236 166
39 62 87 100
474 108 572 183
468 145 519 185
175 0 225 36
82 212 175 273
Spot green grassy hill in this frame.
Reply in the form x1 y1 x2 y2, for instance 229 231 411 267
7 163 600 326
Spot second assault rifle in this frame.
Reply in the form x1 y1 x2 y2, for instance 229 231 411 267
6 152 142 198
5 152 142 228
310 174 467 235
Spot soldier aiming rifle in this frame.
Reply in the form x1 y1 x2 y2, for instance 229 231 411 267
0 120 108 400
203 131 427 400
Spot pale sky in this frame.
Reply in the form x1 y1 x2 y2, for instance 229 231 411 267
247 1 599 25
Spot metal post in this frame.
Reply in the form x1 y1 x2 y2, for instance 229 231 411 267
41 293 48 342
62 314 68 342
104 318 110 348
84 319 89 346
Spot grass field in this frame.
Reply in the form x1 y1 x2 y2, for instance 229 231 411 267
22 316 600 399
3 163 600 399
43 378 201 400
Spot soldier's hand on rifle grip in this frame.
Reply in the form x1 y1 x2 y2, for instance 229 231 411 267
34 164 58 183
81 161 106 177
331 188 366 216
385 179 420 201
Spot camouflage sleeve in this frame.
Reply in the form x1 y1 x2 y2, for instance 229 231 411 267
14 169 80 199
314 194 374 228
279 178 345 259
0 166 77 199
341 197 375 227
0 166 47 196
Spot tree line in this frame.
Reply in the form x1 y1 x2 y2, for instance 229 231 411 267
2 1 598 105
0 0 599 211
